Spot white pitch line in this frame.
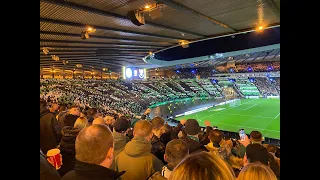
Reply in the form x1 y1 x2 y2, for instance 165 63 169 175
243 104 258 110
217 113 274 119
213 122 280 132
274 113 280 119
199 99 257 120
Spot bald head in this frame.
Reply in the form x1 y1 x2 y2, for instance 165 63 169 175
92 117 105 125
133 120 153 139
75 124 113 165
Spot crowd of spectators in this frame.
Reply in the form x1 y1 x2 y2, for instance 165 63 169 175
41 100 280 180
174 61 280 77
254 77 280 96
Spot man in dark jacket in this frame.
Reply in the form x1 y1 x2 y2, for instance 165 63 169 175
150 117 166 164
40 100 62 154
40 149 61 180
115 120 163 180
62 124 125 180
180 119 208 154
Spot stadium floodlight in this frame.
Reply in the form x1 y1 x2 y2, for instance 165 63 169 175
43 47 49 55
51 55 59 61
81 31 89 40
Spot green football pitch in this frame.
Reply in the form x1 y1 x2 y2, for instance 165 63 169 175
175 98 280 139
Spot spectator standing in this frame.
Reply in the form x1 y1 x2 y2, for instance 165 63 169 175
115 120 163 180
62 124 125 180
40 100 62 154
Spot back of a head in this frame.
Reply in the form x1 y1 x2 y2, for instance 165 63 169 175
169 151 235 180
250 131 263 143
266 144 276 153
92 117 105 125
165 139 189 168
246 144 269 165
114 116 130 133
209 129 223 144
151 117 165 130
64 114 79 127
87 108 97 117
184 119 201 136
74 117 89 129
133 120 153 139
237 162 277 180
161 124 171 133
75 124 113 164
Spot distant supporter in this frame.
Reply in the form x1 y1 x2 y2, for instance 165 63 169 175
59 105 80 128
115 120 163 180
62 124 125 180
56 105 67 127
237 162 277 180
104 115 116 131
40 100 62 154
169 151 235 180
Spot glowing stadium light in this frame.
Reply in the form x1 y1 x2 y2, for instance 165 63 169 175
176 70 180 73
267 65 273 71
247 66 253 72
214 53 224 58
191 69 196 74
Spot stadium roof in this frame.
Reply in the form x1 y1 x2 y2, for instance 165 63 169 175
40 0 280 72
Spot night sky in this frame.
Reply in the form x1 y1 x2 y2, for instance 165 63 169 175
155 27 280 61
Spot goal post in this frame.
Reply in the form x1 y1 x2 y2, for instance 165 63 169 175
222 86 240 107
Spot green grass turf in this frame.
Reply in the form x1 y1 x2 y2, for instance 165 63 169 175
176 98 280 139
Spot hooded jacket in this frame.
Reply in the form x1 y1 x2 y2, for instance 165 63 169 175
110 131 129 170
115 136 163 180
58 126 82 176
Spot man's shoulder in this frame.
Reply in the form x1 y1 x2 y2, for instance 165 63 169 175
61 170 77 180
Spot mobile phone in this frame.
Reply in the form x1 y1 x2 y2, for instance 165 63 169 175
239 129 245 141
212 126 218 130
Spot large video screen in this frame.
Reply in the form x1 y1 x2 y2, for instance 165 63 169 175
122 66 146 80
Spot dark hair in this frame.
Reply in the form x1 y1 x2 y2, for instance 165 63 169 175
250 131 263 142
266 144 276 153
165 139 189 167
208 129 223 144
87 108 97 117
